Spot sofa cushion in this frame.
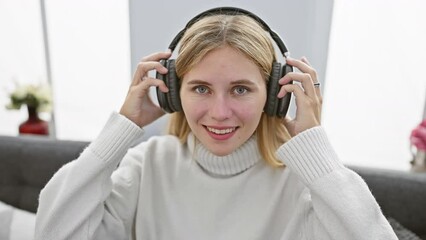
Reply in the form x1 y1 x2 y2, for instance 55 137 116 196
352 166 426 239
388 217 422 240
0 135 88 213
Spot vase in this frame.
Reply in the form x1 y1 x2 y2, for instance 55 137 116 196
19 106 49 136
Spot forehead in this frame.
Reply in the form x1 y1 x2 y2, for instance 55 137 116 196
182 46 264 85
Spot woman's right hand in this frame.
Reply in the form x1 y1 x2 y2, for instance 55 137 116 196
119 50 172 128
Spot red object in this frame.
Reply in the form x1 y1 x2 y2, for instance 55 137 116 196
410 119 426 151
19 106 49 136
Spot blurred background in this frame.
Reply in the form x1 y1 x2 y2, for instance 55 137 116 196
1 0 425 170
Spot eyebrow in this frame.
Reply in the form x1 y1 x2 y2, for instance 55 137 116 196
230 79 258 86
185 79 258 86
185 80 212 86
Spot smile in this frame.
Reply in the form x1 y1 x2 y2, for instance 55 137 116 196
206 126 237 135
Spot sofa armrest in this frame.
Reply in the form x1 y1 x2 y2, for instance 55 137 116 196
351 166 426 239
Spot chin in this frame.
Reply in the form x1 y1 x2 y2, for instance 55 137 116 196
209 148 233 156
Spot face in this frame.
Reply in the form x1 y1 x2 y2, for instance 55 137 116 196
180 45 267 156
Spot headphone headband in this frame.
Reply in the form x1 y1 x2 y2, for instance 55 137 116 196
168 7 290 58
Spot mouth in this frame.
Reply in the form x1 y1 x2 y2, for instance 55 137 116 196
203 125 238 140
206 126 237 134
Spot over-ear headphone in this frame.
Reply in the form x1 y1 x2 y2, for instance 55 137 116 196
156 6 293 117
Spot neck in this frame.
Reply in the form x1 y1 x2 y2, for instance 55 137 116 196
187 134 261 176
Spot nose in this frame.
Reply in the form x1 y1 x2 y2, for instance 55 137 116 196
208 95 233 121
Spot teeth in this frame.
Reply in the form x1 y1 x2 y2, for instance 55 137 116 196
207 127 236 135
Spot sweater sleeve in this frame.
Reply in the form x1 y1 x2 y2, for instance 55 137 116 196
276 126 398 240
35 112 145 240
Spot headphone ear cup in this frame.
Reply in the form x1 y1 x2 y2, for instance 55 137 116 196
165 60 182 112
276 64 293 117
156 60 173 113
265 62 282 116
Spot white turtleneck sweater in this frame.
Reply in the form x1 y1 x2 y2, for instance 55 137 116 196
35 112 397 240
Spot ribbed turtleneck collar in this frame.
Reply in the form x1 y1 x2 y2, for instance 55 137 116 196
187 133 262 177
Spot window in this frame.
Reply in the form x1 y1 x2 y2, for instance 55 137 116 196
0 0 130 140
0 0 47 135
323 0 426 170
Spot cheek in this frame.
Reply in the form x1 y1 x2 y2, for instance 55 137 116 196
234 99 265 122
181 98 205 122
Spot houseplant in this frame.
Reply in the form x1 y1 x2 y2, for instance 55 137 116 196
5 82 52 135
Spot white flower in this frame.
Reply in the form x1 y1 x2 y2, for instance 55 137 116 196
5 81 53 112
11 85 28 99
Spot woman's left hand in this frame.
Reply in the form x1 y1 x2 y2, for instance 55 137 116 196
278 57 322 137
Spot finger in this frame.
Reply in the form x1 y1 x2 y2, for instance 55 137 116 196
277 84 287 98
141 77 169 93
283 116 294 127
281 84 309 107
301 57 319 91
286 57 318 84
301 56 311 65
282 83 322 123
141 50 172 62
130 77 169 97
147 77 169 93
288 57 322 97
278 72 316 98
132 62 168 86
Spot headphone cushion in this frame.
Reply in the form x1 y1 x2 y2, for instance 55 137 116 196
156 60 173 113
276 64 293 117
265 62 282 116
165 60 182 112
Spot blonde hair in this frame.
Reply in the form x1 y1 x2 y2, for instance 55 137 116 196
167 14 291 167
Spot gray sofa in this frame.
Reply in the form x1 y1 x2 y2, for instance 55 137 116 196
1 135 426 239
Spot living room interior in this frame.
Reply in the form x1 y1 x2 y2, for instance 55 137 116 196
1 0 425 239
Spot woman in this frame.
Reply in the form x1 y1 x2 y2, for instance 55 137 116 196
35 9 397 240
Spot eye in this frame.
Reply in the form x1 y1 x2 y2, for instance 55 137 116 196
233 86 248 95
194 85 209 94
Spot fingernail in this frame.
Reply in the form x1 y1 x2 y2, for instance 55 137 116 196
279 77 288 84
277 91 287 98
